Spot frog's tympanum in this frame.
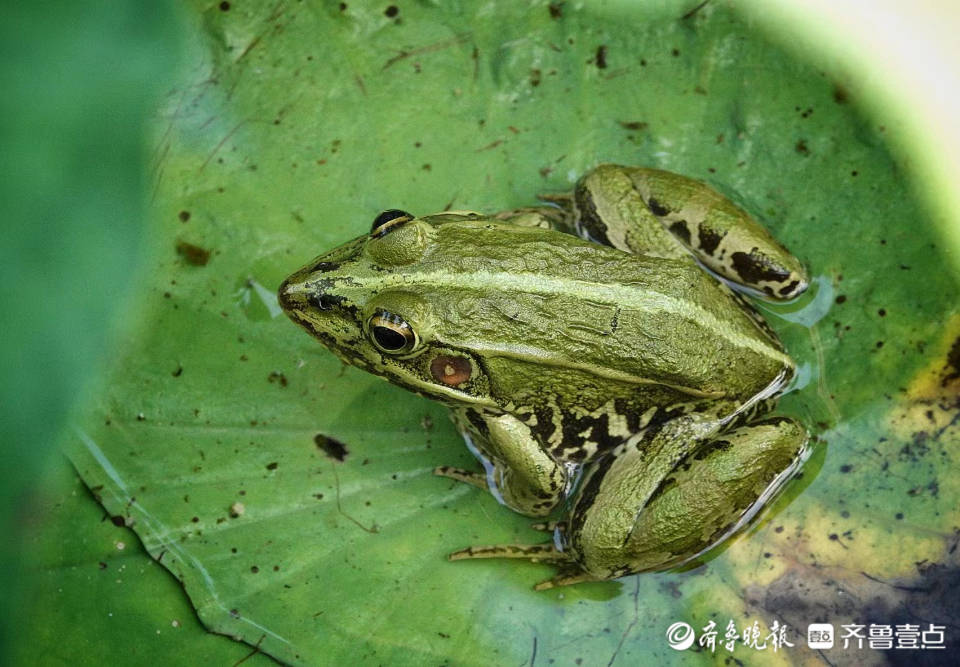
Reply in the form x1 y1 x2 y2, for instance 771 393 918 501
278 165 810 589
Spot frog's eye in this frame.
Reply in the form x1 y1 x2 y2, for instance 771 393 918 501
370 209 414 238
367 311 419 354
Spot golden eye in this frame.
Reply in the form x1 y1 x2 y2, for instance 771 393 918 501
370 209 414 238
367 311 419 354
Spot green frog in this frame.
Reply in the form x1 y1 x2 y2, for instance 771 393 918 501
278 164 810 589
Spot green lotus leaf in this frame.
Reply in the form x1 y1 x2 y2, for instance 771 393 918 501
51 1 960 664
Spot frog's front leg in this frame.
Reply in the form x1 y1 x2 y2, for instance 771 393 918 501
433 408 568 517
561 164 810 300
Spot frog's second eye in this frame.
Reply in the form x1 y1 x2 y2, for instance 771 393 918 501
368 311 419 354
371 209 414 238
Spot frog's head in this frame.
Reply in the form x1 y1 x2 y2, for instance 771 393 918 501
278 209 514 407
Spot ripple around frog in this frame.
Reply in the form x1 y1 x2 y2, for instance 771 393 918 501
752 274 841 428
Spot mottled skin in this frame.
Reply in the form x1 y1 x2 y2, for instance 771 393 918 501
278 165 810 589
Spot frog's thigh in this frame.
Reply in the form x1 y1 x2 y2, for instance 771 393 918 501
477 412 568 518
623 166 809 300
569 416 808 579
573 164 690 260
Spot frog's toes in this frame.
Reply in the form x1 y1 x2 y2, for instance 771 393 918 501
530 520 565 533
533 570 601 591
433 465 488 491
448 543 567 562
536 191 574 207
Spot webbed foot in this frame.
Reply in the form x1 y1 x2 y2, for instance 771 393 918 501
433 465 487 491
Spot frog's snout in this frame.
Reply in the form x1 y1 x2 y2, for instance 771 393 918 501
276 276 300 314
277 275 320 318
278 275 346 320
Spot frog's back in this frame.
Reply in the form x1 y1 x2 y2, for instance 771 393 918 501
419 218 791 406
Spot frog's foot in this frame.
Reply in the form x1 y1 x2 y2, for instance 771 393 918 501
530 520 566 533
495 206 572 232
537 191 574 210
433 465 488 491
449 543 599 590
449 543 567 562
533 569 602 591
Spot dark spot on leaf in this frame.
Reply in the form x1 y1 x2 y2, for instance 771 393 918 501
98 561 108 570
110 515 125 527
942 336 960 385
266 462 278 470
178 210 191 222
833 84 849 104
172 365 183 377
315 433 349 462
176 241 211 266
251 565 259 573
268 371 288 387
878 308 886 317
384 5 398 18
595 45 607 69
219 1 230 11
835 295 847 304
840 464 853 473
618 120 648 131
795 139 810 155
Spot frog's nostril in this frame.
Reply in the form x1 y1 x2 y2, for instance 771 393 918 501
308 292 341 311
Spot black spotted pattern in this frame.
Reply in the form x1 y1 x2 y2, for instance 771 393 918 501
697 226 726 256
731 249 790 284
668 220 691 245
646 197 670 217
574 184 612 245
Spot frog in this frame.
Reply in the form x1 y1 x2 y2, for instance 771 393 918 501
277 164 811 590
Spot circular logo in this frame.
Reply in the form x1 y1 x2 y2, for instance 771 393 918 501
665 622 695 650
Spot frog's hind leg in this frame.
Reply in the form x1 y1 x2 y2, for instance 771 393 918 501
565 415 809 579
562 164 693 260
622 166 809 300
562 164 809 300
